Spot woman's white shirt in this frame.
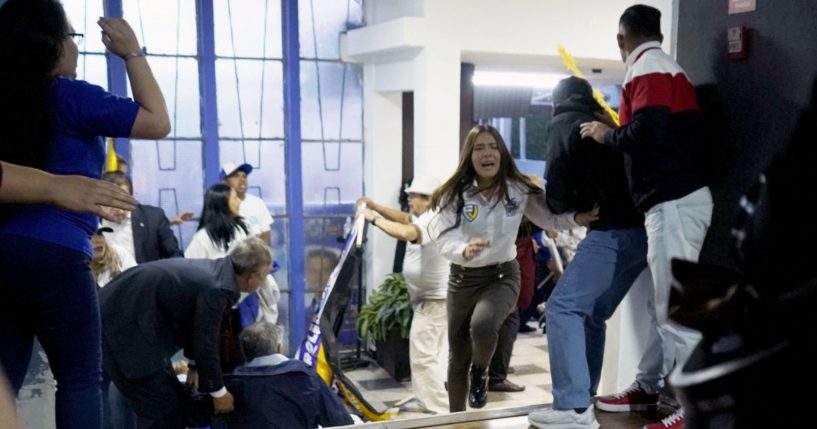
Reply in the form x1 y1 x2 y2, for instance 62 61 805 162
428 182 577 267
184 226 249 259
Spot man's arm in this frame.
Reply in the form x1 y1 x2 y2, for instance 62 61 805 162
357 197 411 224
191 289 232 395
603 106 671 152
582 72 675 151
362 208 421 243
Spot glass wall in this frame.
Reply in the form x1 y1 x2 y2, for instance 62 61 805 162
299 0 365 352
123 0 204 249
15 1 364 425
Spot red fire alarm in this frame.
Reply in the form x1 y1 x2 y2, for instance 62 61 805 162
728 26 749 60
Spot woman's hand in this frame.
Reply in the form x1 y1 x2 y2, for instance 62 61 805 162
97 18 141 58
48 175 137 222
463 238 490 261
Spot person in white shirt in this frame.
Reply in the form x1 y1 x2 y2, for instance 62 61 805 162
428 124 598 412
221 162 274 244
186 183 279 325
356 175 450 414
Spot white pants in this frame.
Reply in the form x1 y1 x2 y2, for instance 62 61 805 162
409 299 449 414
637 187 713 393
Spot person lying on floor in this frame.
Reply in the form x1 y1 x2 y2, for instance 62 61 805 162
213 322 353 429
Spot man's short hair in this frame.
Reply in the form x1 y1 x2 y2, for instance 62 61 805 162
101 171 133 195
239 322 283 361
230 237 273 275
620 4 662 39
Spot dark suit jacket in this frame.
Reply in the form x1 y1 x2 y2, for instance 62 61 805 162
131 204 184 263
215 359 353 429
100 257 240 393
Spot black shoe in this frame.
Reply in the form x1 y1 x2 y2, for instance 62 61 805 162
518 323 536 333
468 365 488 409
488 379 526 392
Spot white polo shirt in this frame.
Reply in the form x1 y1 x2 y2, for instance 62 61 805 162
427 182 577 267
240 193 274 238
402 209 449 304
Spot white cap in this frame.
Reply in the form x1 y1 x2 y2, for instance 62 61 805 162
404 175 441 196
220 162 253 180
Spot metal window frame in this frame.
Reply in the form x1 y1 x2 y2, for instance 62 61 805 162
99 0 307 351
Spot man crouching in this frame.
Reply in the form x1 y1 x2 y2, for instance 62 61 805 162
100 238 272 428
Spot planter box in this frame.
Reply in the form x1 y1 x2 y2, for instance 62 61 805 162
375 329 411 382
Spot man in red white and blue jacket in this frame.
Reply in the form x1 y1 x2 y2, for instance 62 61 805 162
578 5 714 429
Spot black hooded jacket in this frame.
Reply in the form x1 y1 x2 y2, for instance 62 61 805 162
544 101 644 231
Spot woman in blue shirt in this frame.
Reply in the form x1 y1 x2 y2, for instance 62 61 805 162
0 0 169 427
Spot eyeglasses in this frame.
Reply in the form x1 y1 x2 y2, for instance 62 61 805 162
67 32 84 46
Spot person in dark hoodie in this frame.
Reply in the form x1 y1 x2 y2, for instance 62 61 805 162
214 322 353 429
528 77 648 429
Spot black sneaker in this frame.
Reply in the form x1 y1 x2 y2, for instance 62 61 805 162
518 323 536 333
468 365 488 408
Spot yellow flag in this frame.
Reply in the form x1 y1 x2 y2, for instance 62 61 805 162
558 46 620 126
105 137 119 172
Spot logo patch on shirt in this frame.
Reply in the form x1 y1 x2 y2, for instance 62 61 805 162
463 204 479 222
504 198 519 217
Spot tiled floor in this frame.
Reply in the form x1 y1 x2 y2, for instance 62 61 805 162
343 322 675 428
344 322 555 420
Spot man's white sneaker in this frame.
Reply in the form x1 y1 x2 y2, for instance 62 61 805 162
528 404 600 429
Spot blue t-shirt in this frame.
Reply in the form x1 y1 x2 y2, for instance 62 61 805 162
0 78 139 257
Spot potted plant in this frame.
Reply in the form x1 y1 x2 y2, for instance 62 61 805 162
356 273 413 381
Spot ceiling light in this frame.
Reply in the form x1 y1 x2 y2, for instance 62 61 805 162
472 71 569 89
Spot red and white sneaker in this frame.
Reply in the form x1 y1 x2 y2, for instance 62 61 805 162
643 408 685 429
596 383 659 412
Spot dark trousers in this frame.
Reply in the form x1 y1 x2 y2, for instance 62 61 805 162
0 234 102 428
489 309 520 382
102 376 136 429
103 344 213 429
103 347 187 429
447 261 520 412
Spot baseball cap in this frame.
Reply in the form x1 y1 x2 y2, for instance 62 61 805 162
220 162 253 180
404 175 441 196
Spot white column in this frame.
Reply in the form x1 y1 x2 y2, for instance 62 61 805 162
412 46 461 181
362 64 403 293
600 269 656 394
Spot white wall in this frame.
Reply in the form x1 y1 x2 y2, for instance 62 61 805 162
347 0 677 400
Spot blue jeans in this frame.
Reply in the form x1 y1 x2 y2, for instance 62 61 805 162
0 234 102 428
545 228 648 410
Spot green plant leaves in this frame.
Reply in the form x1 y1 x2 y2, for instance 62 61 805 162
356 273 413 341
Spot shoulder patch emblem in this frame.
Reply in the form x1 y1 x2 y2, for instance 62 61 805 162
463 204 479 222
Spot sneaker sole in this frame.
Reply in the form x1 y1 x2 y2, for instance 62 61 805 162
528 418 600 429
596 402 658 412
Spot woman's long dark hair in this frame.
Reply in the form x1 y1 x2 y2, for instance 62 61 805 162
431 124 540 236
0 0 68 168
197 184 248 251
